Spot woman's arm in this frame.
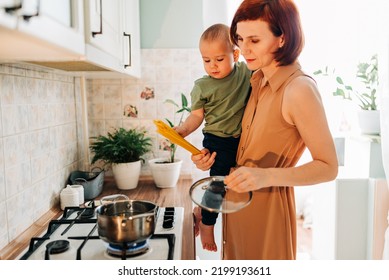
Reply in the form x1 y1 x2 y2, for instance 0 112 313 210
224 76 338 192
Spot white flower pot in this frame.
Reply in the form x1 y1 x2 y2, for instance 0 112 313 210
357 110 380 135
148 158 183 188
112 161 141 190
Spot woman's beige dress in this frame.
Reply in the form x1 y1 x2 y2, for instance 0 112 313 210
222 62 308 260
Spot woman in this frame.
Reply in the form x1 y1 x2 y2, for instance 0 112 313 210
192 0 338 260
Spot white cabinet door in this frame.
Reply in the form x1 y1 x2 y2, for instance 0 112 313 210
85 0 123 67
0 0 84 60
0 0 19 28
84 0 141 77
18 0 85 57
0 0 141 77
122 0 141 78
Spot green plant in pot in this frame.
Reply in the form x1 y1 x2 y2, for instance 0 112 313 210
149 93 191 188
314 54 380 134
90 127 152 190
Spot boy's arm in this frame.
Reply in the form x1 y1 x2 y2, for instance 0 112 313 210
175 108 204 137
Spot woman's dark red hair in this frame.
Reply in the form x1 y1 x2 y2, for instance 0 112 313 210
230 0 304 66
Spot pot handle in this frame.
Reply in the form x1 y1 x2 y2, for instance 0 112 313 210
100 194 129 204
121 211 155 225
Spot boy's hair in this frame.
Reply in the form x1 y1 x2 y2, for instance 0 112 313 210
200 23 235 51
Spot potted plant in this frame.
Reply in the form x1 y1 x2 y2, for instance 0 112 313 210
90 127 152 190
314 54 380 134
148 93 191 188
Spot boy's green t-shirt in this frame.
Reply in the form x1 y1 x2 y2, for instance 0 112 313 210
191 61 252 137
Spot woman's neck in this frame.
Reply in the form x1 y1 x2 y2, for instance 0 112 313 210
262 61 279 80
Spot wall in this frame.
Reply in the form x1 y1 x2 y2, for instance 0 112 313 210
140 0 203 48
0 63 86 251
86 48 207 178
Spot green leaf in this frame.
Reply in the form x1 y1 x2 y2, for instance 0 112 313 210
313 70 323 75
164 99 179 108
181 93 188 107
165 119 174 127
336 76 344 84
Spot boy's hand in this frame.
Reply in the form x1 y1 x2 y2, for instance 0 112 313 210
191 149 216 171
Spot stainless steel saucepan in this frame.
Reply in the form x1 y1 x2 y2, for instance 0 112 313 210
95 194 159 245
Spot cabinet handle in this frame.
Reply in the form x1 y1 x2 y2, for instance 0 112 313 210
22 0 40 22
3 0 40 22
92 0 103 37
4 2 22 14
123 32 131 68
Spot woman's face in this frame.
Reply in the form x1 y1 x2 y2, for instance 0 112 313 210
236 19 283 71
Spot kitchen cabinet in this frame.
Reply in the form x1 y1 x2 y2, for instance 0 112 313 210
122 0 141 77
83 0 123 72
0 0 85 60
312 178 388 260
0 0 141 78
0 0 18 28
311 135 387 260
83 0 141 77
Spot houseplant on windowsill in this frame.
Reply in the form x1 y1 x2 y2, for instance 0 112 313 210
90 127 152 190
148 93 191 188
314 54 380 135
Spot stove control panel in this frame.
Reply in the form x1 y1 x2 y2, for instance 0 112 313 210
162 207 175 229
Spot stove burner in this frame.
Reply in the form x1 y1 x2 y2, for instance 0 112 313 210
107 240 150 258
46 240 70 254
19 207 180 260
80 208 95 219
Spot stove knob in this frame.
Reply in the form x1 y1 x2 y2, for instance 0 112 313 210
162 217 174 229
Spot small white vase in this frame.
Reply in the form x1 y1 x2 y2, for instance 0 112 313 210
112 161 141 190
148 158 182 188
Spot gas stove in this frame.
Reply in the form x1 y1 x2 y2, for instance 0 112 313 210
18 206 184 260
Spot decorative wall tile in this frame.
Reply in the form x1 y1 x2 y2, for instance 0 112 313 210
140 86 155 100
123 104 138 118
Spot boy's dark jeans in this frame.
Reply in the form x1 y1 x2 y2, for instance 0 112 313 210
201 133 240 226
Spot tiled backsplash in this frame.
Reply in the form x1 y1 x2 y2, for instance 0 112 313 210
0 63 86 251
0 49 209 252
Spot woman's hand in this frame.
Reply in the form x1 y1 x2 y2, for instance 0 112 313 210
191 149 216 171
224 166 268 193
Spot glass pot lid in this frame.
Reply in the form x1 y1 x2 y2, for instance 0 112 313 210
189 176 252 214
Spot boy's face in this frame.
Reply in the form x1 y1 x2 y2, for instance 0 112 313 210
199 40 238 79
